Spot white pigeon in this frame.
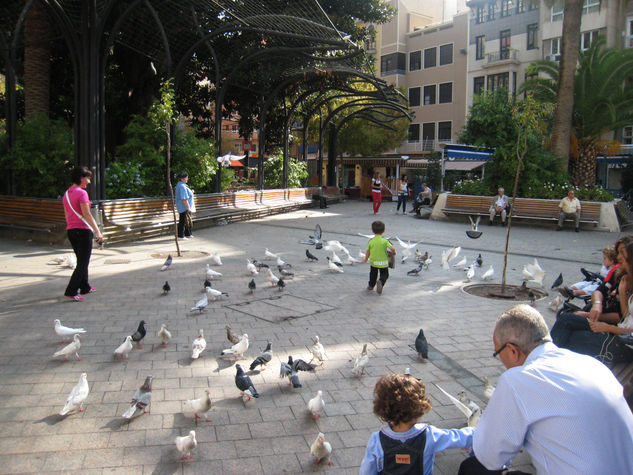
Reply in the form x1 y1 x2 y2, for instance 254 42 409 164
221 333 249 359
311 432 333 466
483 377 495 400
401 248 411 263
357 233 374 239
264 248 278 260
183 389 212 422
59 372 89 416
246 259 258 276
344 252 360 265
276 256 289 268
210 252 222 266
548 294 564 312
330 251 342 265
310 336 326 365
482 265 494 281
66 253 77 269
176 430 197 460
54 319 86 341
466 264 475 281
441 249 450 270
328 258 344 273
157 324 172 347
52 255 67 264
435 384 481 427
324 240 346 253
206 287 228 301
396 237 420 263
447 246 461 263
114 335 133 360
53 334 81 360
191 330 207 360
205 264 222 280
453 256 468 270
308 390 325 420
190 294 209 313
266 268 280 286
351 344 369 376
358 249 366 260
522 259 546 287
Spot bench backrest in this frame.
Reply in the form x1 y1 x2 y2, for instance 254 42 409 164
0 196 66 222
445 194 491 212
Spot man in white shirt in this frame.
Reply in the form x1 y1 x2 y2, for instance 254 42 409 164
557 189 581 232
489 188 509 226
459 305 633 475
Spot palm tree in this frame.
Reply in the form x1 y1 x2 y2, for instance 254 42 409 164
520 37 633 186
24 0 51 118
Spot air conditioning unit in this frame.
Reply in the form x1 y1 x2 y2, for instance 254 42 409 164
545 54 561 62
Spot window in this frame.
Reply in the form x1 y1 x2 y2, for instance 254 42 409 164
551 0 563 21
623 126 633 145
409 87 421 107
232 125 237 132
487 3 496 21
408 124 420 142
627 17 633 48
422 123 435 149
224 125 230 131
527 24 538 50
439 83 452 103
500 30 511 59
380 52 406 75
581 30 599 50
487 72 509 92
476 36 485 60
474 76 485 95
409 51 421 71
251 144 257 152
582 0 600 14
516 0 525 13
501 0 512 17
551 37 561 55
424 47 436 68
439 44 453 66
438 122 452 142
476 6 485 23
423 85 436 105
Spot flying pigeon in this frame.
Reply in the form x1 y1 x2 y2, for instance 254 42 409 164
205 264 222 280
483 377 495 400
407 264 423 276
210 252 222 266
162 281 171 295
324 240 347 254
226 326 241 345
248 279 256 294
482 265 494 281
395 237 420 263
59 372 89 416
184 390 212 423
447 246 461 263
310 336 326 365
246 259 258 276
289 355 316 372
53 334 81 360
266 268 280 286
264 248 278 260
191 330 207 360
175 430 197 460
327 257 344 273
306 249 318 262
278 266 294 278
522 259 545 287
301 224 323 246
466 216 483 239
131 320 147 349
206 287 229 301
357 232 375 239
157 324 171 348
308 390 325 420
114 336 133 360
249 342 273 370
475 254 483 267
414 329 429 360
452 256 468 270
54 319 86 342
160 254 172 271
221 334 249 360
435 384 481 427
551 272 563 289
351 343 369 376
279 361 302 388
235 364 259 399
190 295 208 313
122 376 153 419
277 278 286 292
311 432 333 466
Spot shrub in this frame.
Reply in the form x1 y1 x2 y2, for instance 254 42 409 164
454 179 613 202
262 154 308 189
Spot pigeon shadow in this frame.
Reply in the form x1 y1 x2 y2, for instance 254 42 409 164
34 414 65 426
212 356 238 373
149 449 183 475
100 418 130 431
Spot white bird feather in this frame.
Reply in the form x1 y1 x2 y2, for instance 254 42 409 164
59 372 89 415
435 384 481 427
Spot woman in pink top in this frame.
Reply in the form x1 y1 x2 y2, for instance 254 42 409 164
62 166 103 301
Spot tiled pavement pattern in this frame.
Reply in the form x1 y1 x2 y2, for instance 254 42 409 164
0 201 621 474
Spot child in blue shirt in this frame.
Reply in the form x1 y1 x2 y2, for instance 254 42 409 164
360 373 473 475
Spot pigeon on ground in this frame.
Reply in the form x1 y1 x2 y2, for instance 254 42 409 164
453 256 468 270
122 376 153 419
351 344 369 376
278 265 294 278
54 319 86 342
415 329 429 360
53 334 82 360
190 295 208 313
407 264 423 276
205 264 222 280
435 384 481 427
306 249 318 262
483 377 495 400
266 268 280 286
66 253 77 269
276 256 291 268
440 250 450 270
157 324 172 347
466 264 475 282
246 259 258 276
280 361 302 388
162 281 171 295
235 364 259 399
210 252 222 266
59 372 89 416
204 279 212 289
311 432 333 466
252 259 269 269
551 272 563 289
175 430 197 460
277 278 286 291
343 251 360 265
422 256 432 270
482 265 494 281
548 294 564 312
289 355 316 372
358 249 367 260
184 390 212 422
458 390 484 420
221 334 249 360
226 326 241 345
264 248 278 260
327 257 344 273
310 336 326 365
114 335 133 360
248 279 256 294
160 254 172 271
475 254 483 267
308 390 325 420
131 320 147 349
206 287 229 301
329 251 342 266
250 342 273 370
191 330 207 360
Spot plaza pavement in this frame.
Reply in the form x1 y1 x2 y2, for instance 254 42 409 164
0 200 623 474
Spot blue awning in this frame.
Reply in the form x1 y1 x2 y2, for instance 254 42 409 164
445 146 494 161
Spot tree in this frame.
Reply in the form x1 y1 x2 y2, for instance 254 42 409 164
263 154 308 189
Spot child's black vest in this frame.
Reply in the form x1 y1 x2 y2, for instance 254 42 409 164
378 429 427 474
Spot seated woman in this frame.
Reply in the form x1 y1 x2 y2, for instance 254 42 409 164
551 238 633 365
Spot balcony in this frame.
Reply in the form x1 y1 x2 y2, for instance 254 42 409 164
397 140 447 154
483 48 520 68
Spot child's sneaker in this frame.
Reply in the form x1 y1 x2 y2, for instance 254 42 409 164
376 280 383 295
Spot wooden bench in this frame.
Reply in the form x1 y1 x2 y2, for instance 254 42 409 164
610 360 633 411
443 194 491 217
312 186 346 207
0 196 68 242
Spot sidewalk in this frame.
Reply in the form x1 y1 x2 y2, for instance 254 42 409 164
0 200 620 474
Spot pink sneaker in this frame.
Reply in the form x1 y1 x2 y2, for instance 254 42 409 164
65 294 86 302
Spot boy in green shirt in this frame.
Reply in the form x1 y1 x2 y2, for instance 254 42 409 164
362 221 396 295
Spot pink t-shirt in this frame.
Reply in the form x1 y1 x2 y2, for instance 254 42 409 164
64 186 91 230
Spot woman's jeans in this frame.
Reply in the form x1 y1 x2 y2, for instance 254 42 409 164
396 194 407 212
65 228 93 296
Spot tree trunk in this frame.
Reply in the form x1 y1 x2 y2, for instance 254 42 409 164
572 139 598 187
550 0 583 169
24 0 51 118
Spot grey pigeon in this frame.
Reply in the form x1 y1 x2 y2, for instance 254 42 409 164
248 279 256 294
475 254 483 267
122 376 152 419
252 259 269 269
280 361 302 388
551 272 563 289
249 342 273 370
407 264 423 276
162 281 170 295
131 320 146 349
235 364 259 399
277 278 286 291
160 254 172 271
204 279 212 289
306 249 318 261
289 355 316 372
278 265 294 278
415 329 429 359
225 325 241 345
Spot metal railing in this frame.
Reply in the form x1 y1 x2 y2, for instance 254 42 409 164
486 48 518 64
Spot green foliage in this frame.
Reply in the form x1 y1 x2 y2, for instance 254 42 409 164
452 179 493 196
105 161 145 198
262 154 308 189
337 115 409 156
453 179 613 202
0 114 73 197
408 152 442 190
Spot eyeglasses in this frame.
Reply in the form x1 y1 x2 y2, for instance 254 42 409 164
493 342 511 358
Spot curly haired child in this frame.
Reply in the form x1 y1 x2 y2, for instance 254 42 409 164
360 373 473 474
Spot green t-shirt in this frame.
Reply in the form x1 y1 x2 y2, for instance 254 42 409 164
366 235 392 268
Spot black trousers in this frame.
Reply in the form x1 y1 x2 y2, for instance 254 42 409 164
368 266 389 288
178 211 192 238
65 228 93 296
458 456 530 475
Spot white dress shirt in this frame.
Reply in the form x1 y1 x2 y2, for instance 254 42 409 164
473 342 633 474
